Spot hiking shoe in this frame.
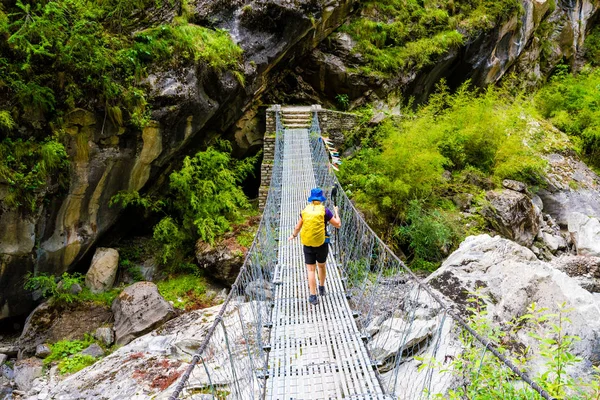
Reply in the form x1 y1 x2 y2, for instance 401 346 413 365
308 294 319 305
319 285 326 296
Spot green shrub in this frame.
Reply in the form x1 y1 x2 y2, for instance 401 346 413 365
395 201 455 268
584 26 600 66
112 141 259 268
339 0 521 76
24 272 84 305
420 294 600 399
535 67 600 168
44 335 100 374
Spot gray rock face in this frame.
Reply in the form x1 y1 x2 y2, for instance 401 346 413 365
481 189 540 247
85 248 119 293
35 344 51 359
427 234 600 378
14 358 43 392
0 353 6 366
80 343 105 358
502 179 527 193
568 212 600 257
93 327 115 347
537 153 600 227
112 282 175 346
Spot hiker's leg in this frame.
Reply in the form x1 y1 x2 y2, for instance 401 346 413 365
317 262 326 286
306 263 317 295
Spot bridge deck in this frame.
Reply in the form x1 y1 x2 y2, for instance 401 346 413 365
267 129 388 399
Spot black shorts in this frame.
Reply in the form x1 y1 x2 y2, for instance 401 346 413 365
303 243 329 264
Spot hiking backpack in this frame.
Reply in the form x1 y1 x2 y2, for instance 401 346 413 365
300 204 326 247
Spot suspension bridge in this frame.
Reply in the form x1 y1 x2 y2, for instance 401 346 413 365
168 106 553 399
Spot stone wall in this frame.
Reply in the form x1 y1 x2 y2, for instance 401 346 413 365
316 109 359 147
259 106 278 209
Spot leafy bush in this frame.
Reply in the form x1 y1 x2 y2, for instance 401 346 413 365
112 141 259 268
395 201 455 269
420 294 600 399
535 67 600 169
0 137 69 210
584 26 600 66
24 272 121 306
338 82 548 267
44 335 100 374
24 272 84 305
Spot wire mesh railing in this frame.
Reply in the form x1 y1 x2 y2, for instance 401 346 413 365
168 106 285 400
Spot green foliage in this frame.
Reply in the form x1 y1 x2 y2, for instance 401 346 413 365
156 274 210 310
339 82 548 267
0 137 69 210
584 26 600 66
1 0 243 133
395 201 455 268
535 67 600 169
112 141 259 268
335 94 350 110
24 271 120 306
44 335 100 374
420 293 600 399
0 110 15 132
339 0 521 76
24 272 83 305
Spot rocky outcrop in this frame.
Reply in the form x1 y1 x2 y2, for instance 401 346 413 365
538 153 600 227
552 255 600 293
14 358 43 392
427 234 600 378
0 0 358 320
195 237 246 284
85 248 120 293
272 0 600 107
568 212 600 256
44 302 254 399
112 282 175 345
17 302 112 357
481 187 541 247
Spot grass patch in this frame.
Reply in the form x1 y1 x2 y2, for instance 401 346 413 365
43 334 104 374
156 274 214 311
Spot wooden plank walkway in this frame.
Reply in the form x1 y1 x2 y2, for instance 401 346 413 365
266 128 390 399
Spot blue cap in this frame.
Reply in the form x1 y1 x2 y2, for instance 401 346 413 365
307 188 326 202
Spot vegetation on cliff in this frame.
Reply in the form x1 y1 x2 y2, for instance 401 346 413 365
339 0 522 76
0 0 243 210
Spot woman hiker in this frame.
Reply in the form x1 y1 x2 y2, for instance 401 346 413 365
288 188 341 305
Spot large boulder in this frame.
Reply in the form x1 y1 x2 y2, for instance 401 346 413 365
196 236 246 284
568 212 600 257
537 153 600 227
14 357 43 392
481 188 540 247
17 301 112 357
47 302 259 399
112 282 175 346
85 248 120 293
426 234 600 378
